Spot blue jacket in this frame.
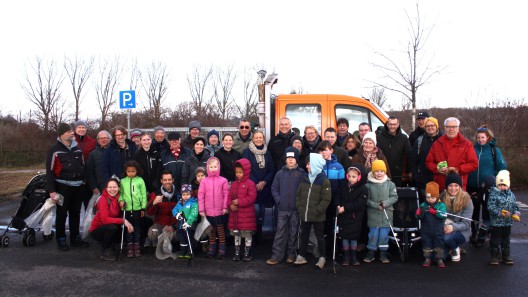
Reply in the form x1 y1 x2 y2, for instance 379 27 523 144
271 165 305 211
242 146 276 207
323 155 346 207
103 139 137 180
172 197 199 227
468 140 507 189
488 187 519 227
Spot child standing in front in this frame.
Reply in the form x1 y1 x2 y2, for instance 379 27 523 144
119 160 147 258
172 184 199 259
228 159 257 261
198 157 229 258
415 181 447 268
488 170 521 265
364 160 398 264
294 153 331 269
267 147 305 265
337 164 368 266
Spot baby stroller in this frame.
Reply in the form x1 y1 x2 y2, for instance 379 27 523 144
0 173 55 248
389 187 421 261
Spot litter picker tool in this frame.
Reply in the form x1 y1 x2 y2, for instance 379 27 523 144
117 203 126 261
332 206 339 274
382 206 404 262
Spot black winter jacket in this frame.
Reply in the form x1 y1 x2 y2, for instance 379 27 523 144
135 147 163 194
215 148 242 182
268 131 296 171
45 139 85 193
161 146 192 195
337 164 368 240
376 124 412 186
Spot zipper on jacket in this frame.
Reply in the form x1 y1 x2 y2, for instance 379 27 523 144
305 184 312 221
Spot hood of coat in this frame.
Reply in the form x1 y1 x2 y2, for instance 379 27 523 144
367 172 388 184
347 163 368 188
234 158 251 181
206 156 221 177
308 153 325 182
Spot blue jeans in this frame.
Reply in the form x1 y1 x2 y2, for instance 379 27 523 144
367 227 390 251
443 231 466 256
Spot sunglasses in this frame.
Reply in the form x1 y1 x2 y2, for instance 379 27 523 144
239 126 250 129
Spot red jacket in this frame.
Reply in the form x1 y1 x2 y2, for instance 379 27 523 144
146 191 178 226
90 190 123 232
75 134 96 162
425 133 478 191
228 159 257 231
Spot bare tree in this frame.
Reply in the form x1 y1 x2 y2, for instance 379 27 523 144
213 64 237 120
187 65 214 117
142 61 169 122
235 67 258 119
21 57 64 131
49 97 67 131
364 87 388 108
370 3 445 127
289 84 305 94
94 57 123 129
64 55 94 122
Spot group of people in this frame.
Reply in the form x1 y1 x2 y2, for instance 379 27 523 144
44 113 520 268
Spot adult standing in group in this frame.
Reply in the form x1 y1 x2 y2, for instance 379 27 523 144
300 125 322 169
440 173 474 262
103 126 137 181
351 132 391 177
46 123 89 251
336 118 352 147
90 178 134 260
410 117 443 197
376 115 412 187
323 127 351 170
182 136 210 185
290 135 305 170
356 122 371 142
408 111 430 146
467 125 507 244
135 132 163 195
205 129 222 157
342 134 361 160
268 116 296 172
233 119 253 154
425 117 478 192
161 132 192 197
242 130 276 241
152 126 170 153
130 129 142 148
182 120 202 150
216 133 242 182
73 120 96 208
86 130 112 194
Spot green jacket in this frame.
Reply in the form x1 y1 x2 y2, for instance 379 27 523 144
365 173 398 228
296 172 332 222
119 176 147 211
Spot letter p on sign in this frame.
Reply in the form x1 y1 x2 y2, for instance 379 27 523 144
119 90 136 109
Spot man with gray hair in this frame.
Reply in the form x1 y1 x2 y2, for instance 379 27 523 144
86 130 112 194
268 116 296 171
425 117 478 191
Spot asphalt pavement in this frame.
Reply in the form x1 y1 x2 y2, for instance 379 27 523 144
1 192 527 297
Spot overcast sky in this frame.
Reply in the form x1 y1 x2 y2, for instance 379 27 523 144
1 0 526 119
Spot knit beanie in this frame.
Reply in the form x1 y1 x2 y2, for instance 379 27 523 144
207 129 220 140
371 160 386 173
57 123 72 136
189 120 202 131
425 117 439 129
168 132 181 141
153 126 165 134
130 129 142 138
496 170 510 188
425 182 440 198
181 184 193 194
283 146 300 163
362 131 377 146
74 120 87 129
483 175 496 189
290 135 303 146
445 173 463 189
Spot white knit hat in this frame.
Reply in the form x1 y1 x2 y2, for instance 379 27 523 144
362 131 377 146
496 170 510 188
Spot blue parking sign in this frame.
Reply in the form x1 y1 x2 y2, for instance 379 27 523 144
119 90 136 109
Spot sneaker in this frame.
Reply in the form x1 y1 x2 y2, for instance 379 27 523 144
70 236 89 248
294 255 308 265
266 258 280 265
363 250 375 263
422 258 432 268
315 257 326 269
57 238 69 251
451 247 461 262
436 259 446 268
100 249 115 261
286 256 296 264
380 252 390 264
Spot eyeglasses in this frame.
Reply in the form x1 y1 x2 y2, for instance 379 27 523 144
98 137 110 140
239 126 250 129
444 125 459 129
115 133 125 137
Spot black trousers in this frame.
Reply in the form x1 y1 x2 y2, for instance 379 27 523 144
490 225 511 249
55 183 82 240
91 224 121 250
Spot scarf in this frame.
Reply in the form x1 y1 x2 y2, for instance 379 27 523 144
249 142 267 168
171 147 181 160
362 146 379 169
160 185 176 201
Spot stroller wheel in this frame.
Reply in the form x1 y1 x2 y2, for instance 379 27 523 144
26 234 36 247
1 236 9 247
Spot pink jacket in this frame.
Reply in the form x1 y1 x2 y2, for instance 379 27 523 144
198 157 229 217
228 159 257 231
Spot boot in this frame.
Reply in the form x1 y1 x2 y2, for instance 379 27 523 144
127 244 134 258
243 246 252 261
502 247 514 265
380 251 390 264
436 259 446 268
134 243 142 258
57 238 69 251
101 248 115 261
350 250 360 266
422 249 432 268
363 250 375 263
341 248 350 266
232 245 241 261
207 243 217 258
217 243 226 259
490 247 500 265
422 258 432 268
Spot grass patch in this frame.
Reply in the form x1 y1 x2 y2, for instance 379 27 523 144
0 166 45 201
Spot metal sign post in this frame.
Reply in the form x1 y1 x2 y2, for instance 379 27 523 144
119 90 136 136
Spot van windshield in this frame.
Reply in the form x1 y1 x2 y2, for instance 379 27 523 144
285 104 322 137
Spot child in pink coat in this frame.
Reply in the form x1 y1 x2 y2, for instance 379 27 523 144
198 157 229 258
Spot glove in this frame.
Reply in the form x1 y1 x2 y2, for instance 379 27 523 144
176 213 183 221
182 222 190 230
501 210 510 218
428 207 437 215
512 214 520 222
415 208 421 217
